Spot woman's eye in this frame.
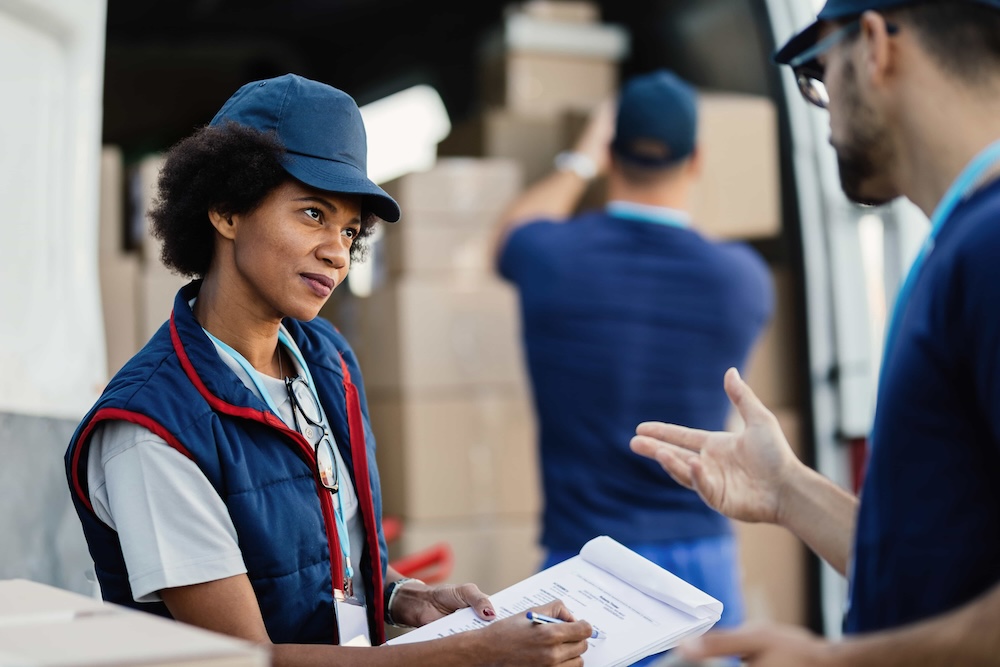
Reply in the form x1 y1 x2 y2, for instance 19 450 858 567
305 208 322 221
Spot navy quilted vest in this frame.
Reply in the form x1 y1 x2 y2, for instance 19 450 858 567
65 281 388 644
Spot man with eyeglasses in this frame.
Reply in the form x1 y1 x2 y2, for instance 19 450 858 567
631 0 1000 664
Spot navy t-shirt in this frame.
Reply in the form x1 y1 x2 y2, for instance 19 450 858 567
499 210 774 552
848 180 1000 633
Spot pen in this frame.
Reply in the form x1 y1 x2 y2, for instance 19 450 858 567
525 610 607 640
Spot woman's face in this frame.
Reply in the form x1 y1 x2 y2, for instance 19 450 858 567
226 179 363 322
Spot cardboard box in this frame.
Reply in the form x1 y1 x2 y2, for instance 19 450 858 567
99 146 126 257
391 517 542 596
381 158 523 215
353 275 527 392
437 110 566 186
520 0 600 23
99 254 141 378
482 51 619 116
138 269 189 345
380 210 495 276
742 267 801 410
378 157 525 276
479 13 628 115
731 409 809 626
690 93 781 240
368 388 540 520
0 579 269 666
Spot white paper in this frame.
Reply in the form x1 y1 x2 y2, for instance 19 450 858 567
387 536 722 667
581 536 724 621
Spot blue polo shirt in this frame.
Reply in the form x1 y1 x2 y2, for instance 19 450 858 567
847 179 1000 633
498 208 773 552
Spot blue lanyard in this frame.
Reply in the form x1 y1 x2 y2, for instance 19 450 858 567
607 200 691 228
877 139 1000 404
202 330 284 416
203 327 355 584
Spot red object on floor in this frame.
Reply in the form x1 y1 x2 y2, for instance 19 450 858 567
383 515 455 584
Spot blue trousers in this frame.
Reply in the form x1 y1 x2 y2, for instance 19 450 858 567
543 534 744 667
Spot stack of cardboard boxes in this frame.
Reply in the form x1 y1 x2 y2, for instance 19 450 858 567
438 0 629 186
351 1 631 595
131 154 189 347
731 267 810 627
98 146 141 377
98 149 186 379
351 159 545 594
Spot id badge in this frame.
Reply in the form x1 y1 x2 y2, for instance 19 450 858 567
335 593 371 647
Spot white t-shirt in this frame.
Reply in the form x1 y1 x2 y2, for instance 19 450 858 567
87 326 367 603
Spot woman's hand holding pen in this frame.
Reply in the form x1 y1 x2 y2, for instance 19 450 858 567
472 600 592 667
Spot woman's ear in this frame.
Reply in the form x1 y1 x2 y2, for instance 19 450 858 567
208 209 237 240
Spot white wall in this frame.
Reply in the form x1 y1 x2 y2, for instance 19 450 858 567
0 0 107 594
0 0 108 419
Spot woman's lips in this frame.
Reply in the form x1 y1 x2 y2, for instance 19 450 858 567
301 273 335 297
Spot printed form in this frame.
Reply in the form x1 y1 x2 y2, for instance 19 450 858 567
387 536 722 667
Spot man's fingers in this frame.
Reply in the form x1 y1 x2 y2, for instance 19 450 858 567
724 368 773 425
631 436 699 489
678 628 763 660
634 421 710 452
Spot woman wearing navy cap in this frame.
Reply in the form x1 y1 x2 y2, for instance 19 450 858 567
65 74 591 666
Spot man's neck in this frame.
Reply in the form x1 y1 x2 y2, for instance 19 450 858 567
606 177 693 212
893 81 1000 217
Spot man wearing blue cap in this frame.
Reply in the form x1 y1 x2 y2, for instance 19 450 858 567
66 74 593 666
493 69 774 665
632 1 1000 664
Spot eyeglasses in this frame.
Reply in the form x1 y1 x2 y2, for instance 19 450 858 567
285 376 339 493
789 19 899 109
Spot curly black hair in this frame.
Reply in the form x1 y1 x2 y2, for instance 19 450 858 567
149 122 378 277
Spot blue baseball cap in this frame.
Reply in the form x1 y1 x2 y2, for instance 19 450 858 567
775 0 1000 64
210 73 400 222
611 69 698 168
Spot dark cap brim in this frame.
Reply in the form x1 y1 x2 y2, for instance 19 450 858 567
773 20 822 65
282 153 401 222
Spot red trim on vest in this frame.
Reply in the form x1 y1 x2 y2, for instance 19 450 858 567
341 358 386 644
70 407 194 514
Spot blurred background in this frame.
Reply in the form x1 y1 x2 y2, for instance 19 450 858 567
0 0 932 648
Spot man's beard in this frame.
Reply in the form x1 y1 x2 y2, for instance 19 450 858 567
835 61 896 207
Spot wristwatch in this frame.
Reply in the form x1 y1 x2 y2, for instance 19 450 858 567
384 577 424 627
554 151 598 180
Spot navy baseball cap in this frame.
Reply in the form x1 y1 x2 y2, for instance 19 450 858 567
210 74 400 222
775 0 1000 65
611 69 698 167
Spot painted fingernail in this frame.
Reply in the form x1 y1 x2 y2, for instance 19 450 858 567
483 607 496 617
